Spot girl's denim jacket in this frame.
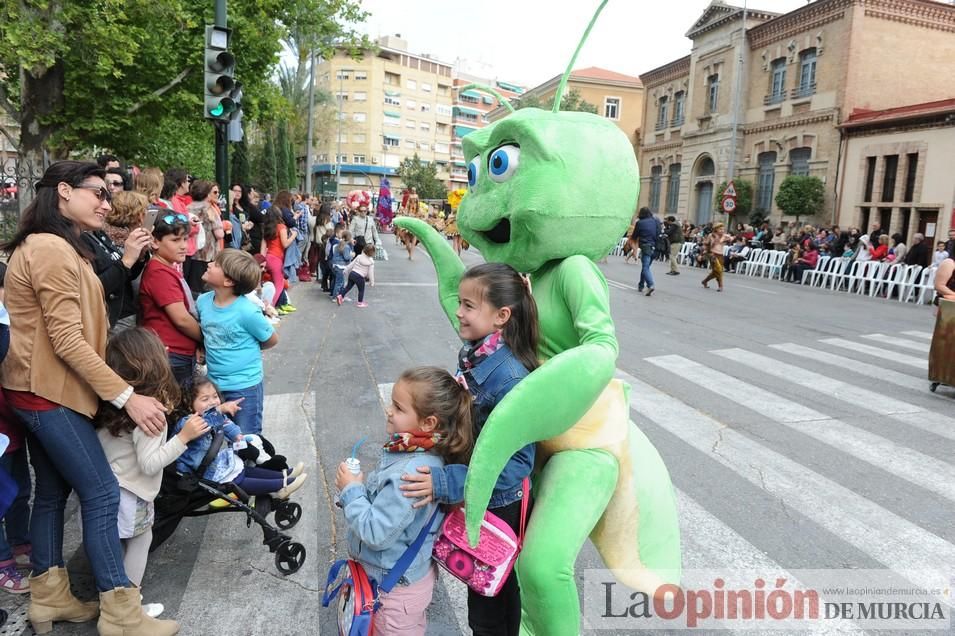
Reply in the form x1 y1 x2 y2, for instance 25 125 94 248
340 449 445 586
430 343 534 510
329 240 353 268
173 409 243 482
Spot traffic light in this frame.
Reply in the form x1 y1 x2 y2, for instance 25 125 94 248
227 82 244 142
204 25 236 121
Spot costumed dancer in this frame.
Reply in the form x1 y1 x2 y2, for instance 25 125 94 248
394 2 681 633
376 177 394 231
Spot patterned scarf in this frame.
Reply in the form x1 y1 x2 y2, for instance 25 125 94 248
383 431 442 453
455 331 505 391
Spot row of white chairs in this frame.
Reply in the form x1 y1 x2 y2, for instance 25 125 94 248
668 244 937 304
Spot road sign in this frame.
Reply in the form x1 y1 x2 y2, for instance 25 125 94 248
724 181 737 198
722 197 737 213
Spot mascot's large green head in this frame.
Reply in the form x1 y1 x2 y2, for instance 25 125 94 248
458 106 638 273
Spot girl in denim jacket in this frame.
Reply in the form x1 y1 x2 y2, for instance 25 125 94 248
400 263 539 636
335 366 472 636
329 230 353 300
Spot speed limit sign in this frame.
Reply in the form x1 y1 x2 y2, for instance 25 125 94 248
722 197 736 213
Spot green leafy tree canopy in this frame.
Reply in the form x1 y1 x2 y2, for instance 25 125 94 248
514 88 598 114
396 154 446 200
715 179 754 224
775 175 825 225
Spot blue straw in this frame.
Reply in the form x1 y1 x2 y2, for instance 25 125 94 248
351 437 367 459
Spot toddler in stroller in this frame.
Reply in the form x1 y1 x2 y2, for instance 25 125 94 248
172 377 306 498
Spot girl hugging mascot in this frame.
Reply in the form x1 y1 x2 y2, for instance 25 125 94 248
395 1 682 633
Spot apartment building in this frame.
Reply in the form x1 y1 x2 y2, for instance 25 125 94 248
486 67 644 151
449 71 525 188
639 0 955 244
313 35 454 197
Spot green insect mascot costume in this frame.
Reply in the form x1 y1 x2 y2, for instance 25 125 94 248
396 2 682 633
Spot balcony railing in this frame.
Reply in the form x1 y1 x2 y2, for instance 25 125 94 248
763 92 786 106
670 116 685 128
791 83 816 99
655 120 668 131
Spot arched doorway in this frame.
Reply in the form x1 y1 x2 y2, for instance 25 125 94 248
693 155 716 225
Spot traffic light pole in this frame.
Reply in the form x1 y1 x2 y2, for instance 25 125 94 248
214 0 228 191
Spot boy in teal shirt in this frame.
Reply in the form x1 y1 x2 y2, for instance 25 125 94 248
198 249 279 434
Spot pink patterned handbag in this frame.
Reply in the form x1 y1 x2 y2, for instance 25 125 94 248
431 479 529 597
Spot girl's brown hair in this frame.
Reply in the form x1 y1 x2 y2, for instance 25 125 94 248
176 375 219 420
98 328 179 436
108 191 149 228
398 367 473 464
134 167 164 202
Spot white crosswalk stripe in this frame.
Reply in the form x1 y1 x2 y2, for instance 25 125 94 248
769 342 927 391
617 366 955 601
820 337 927 368
860 333 931 353
901 330 933 340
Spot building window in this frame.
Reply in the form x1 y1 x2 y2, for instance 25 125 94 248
336 154 348 164
864 156 876 201
407 79 417 90
435 142 449 154
383 136 399 148
384 95 400 106
768 58 786 104
789 147 811 176
335 70 350 80
666 164 681 213
404 140 416 150
649 166 662 211
339 176 350 185
460 93 479 104
352 112 366 123
672 91 685 126
882 155 899 202
318 153 327 162
903 153 918 202
757 152 777 211
420 103 431 113
437 84 451 96
353 154 365 164
405 119 416 129
422 82 432 92
656 96 668 131
384 72 399 86
604 97 620 120
436 104 452 117
335 92 348 102
406 99 416 110
707 74 719 113
384 112 401 127
353 91 367 101
420 122 430 132
352 133 366 144
354 71 367 80
419 142 429 151
797 48 817 97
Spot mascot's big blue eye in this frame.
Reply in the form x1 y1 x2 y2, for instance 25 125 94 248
487 145 520 183
467 157 480 188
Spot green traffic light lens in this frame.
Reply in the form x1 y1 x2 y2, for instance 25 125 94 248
210 104 225 117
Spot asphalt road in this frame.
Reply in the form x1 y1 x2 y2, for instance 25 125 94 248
1 240 950 635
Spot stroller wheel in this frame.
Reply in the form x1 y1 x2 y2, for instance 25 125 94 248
274 501 303 530
275 540 306 575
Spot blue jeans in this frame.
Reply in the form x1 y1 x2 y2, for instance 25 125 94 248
14 407 129 591
331 266 346 297
639 246 656 290
0 447 31 561
168 352 196 388
222 382 264 435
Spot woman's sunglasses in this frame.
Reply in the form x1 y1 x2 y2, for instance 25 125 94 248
75 185 112 203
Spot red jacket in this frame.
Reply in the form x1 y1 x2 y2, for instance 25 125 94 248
869 244 889 261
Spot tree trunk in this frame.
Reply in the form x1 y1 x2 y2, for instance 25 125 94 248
17 59 65 210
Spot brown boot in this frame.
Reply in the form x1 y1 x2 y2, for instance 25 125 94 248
98 586 179 636
28 566 99 634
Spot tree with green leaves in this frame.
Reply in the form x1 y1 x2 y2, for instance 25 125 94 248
396 154 446 200
0 0 370 201
276 121 291 190
715 179 754 224
775 175 825 226
514 88 598 114
287 135 298 191
257 129 277 194
232 137 251 187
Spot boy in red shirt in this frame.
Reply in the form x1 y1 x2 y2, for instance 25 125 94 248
139 213 202 386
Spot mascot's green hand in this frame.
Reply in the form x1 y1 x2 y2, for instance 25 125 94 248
394 217 466 328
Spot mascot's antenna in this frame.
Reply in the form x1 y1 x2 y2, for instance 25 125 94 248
457 83 516 114
553 0 609 113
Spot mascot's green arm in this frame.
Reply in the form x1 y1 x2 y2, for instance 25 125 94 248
393 217 466 329
463 255 618 544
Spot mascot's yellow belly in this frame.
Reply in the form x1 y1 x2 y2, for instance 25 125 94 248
538 379 674 595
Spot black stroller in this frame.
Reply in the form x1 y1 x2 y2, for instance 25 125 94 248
149 430 306 575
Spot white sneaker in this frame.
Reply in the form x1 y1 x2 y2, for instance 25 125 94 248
144 602 165 618
284 462 305 480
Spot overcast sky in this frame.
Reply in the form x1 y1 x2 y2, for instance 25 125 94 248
355 1 811 87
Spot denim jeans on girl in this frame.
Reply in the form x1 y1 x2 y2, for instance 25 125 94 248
13 407 130 592
331 266 346 298
168 352 196 388
0 447 31 561
222 381 264 435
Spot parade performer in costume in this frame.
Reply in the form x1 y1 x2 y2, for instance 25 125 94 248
376 177 394 230
395 2 681 633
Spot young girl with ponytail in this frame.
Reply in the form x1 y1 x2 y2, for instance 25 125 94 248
335 366 473 635
400 262 540 636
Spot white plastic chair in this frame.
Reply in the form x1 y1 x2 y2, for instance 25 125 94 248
837 260 865 292
904 266 938 304
737 249 767 277
801 255 831 286
819 257 850 289
609 237 628 257
895 265 925 303
764 251 789 279
858 262 890 296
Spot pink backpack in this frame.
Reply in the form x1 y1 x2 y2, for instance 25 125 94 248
432 479 529 597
